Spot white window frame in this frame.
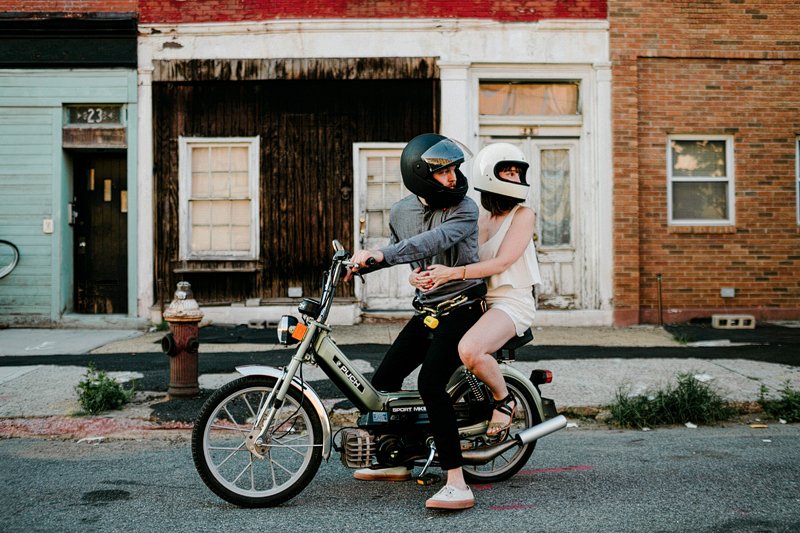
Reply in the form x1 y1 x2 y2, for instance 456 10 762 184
667 134 735 226
178 136 260 260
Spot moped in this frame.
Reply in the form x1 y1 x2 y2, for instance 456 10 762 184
191 240 566 507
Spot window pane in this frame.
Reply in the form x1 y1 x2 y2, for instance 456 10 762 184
385 182 402 206
480 82 578 115
191 226 211 252
191 146 210 172
192 172 210 198
385 157 401 182
230 200 251 225
672 182 728 220
211 172 231 197
230 172 249 197
211 147 230 171
230 226 250 251
540 149 571 246
191 200 212 224
211 201 231 224
211 226 230 251
671 140 727 177
367 210 384 237
229 146 249 171
367 183 384 207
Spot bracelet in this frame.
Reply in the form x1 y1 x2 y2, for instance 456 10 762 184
461 265 467 281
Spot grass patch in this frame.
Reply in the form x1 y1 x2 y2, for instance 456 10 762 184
608 373 735 429
758 382 800 422
75 364 136 415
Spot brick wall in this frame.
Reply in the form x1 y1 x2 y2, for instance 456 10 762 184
0 1 137 12
611 0 800 325
138 0 607 24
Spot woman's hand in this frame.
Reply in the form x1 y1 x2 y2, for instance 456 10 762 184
425 264 457 289
409 267 433 291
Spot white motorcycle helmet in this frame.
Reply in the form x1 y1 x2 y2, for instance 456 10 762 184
471 143 530 201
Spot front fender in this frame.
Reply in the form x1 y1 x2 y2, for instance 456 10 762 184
236 365 332 459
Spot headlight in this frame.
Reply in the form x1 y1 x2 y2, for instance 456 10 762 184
277 315 300 345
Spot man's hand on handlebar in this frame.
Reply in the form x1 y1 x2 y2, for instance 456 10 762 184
343 250 384 282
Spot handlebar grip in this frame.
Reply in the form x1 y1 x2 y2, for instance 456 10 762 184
365 257 377 267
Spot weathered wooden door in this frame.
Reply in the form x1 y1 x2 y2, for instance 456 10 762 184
479 137 579 309
73 154 128 313
353 143 415 311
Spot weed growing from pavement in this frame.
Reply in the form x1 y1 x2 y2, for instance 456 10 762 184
75 364 136 415
608 373 735 429
758 381 800 422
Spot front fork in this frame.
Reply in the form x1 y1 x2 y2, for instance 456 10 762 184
245 321 319 457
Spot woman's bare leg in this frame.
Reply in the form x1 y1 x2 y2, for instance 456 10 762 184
458 308 518 430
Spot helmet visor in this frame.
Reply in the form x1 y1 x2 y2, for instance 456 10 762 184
420 138 473 173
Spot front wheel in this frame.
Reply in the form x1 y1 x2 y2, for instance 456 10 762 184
191 375 323 507
456 374 541 484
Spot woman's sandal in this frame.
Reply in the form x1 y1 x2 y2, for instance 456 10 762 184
486 393 516 437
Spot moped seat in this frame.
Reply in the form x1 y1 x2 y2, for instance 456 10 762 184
495 328 533 361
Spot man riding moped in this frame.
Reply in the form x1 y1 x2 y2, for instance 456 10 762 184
347 132 486 510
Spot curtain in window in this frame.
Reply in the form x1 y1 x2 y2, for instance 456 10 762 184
540 149 571 246
479 83 578 116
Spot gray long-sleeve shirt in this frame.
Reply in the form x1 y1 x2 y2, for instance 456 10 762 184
379 194 485 305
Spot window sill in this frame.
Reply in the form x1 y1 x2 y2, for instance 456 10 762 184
667 225 736 234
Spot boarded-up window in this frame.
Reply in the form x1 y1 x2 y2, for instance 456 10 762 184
668 137 734 224
178 137 260 259
479 82 578 116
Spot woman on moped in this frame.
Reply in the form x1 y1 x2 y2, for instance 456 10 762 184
411 143 542 438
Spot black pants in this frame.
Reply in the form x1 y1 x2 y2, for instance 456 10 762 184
372 301 484 471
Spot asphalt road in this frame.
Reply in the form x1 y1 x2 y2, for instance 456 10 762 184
2 424 798 532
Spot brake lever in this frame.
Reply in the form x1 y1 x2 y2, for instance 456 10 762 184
341 260 366 283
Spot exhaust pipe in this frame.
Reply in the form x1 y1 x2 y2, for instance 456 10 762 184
461 415 568 465
515 414 568 445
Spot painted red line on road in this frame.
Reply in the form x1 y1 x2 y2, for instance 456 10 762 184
490 504 536 511
520 465 593 475
471 484 493 491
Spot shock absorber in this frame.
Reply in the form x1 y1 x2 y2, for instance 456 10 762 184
464 369 485 402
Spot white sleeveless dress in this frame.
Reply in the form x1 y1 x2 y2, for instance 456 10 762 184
478 205 542 336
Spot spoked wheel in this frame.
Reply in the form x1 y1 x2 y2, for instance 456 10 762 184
191 375 323 507
0 240 19 279
456 375 541 484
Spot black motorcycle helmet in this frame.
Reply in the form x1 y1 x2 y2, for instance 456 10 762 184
400 133 471 208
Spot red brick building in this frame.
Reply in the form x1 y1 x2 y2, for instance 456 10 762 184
610 0 800 325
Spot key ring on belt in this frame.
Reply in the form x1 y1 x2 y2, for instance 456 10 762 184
414 294 472 329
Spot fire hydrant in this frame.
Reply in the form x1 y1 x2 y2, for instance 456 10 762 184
161 281 203 397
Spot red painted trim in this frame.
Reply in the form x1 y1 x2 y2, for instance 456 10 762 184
140 0 607 25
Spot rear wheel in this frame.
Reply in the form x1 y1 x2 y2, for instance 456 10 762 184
191 375 323 507
455 374 541 483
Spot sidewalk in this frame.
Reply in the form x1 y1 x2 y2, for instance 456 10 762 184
0 323 797 439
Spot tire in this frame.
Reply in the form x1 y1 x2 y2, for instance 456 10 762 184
191 375 323 507
455 374 541 484
0 240 19 279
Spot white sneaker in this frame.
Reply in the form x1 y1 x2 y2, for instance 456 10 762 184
353 465 412 481
425 484 475 510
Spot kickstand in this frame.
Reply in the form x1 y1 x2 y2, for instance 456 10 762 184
415 439 441 486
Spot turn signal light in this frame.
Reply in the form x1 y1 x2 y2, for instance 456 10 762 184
530 369 553 385
291 323 308 341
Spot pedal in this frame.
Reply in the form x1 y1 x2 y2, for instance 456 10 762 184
416 473 441 486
